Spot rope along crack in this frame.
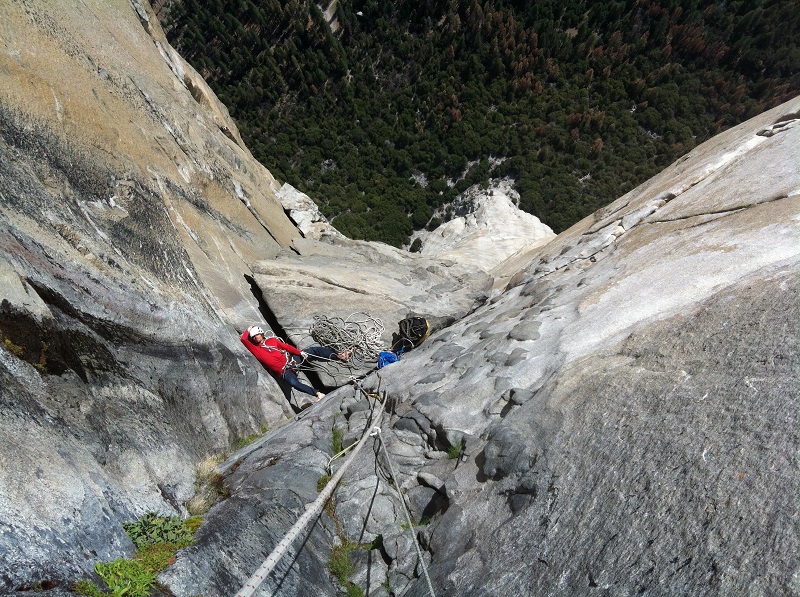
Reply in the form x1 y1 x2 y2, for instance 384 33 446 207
234 383 436 597
235 385 384 597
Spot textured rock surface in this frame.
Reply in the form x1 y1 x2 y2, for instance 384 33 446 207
0 0 302 589
164 97 799 597
252 235 493 362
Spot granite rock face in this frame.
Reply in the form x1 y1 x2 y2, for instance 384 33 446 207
0 0 298 589
251 235 493 366
163 97 799 597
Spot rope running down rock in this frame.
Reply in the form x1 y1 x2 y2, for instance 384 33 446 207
372 426 437 597
234 384 386 597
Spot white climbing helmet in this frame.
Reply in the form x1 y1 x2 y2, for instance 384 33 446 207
247 325 265 339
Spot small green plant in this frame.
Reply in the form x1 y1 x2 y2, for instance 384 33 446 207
72 579 103 597
328 541 356 585
346 584 364 597
328 537 386 597
195 453 225 486
317 474 336 521
35 342 48 372
331 427 344 454
186 453 229 515
4 337 25 358
327 541 365 597
184 515 203 535
122 512 195 550
447 443 464 459
234 433 259 450
209 473 231 498
74 514 201 596
133 541 180 573
401 516 432 530
95 558 155 597
317 474 332 493
233 422 269 450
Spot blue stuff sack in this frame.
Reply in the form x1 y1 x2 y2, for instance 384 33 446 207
377 351 400 369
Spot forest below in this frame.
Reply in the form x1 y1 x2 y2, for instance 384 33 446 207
160 0 799 246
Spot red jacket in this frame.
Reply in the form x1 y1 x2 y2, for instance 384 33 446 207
240 330 302 375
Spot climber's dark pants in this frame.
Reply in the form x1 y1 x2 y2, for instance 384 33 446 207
282 346 339 395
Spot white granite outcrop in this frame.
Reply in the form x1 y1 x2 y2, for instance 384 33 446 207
275 183 344 240
412 179 555 279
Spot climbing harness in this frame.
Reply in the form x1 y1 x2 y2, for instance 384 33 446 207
233 382 437 597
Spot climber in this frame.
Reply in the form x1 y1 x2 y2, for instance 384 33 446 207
240 325 352 402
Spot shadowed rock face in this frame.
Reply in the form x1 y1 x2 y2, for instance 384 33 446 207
0 1 297 588
161 98 799 597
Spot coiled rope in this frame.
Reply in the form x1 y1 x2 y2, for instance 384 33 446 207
308 313 385 368
277 313 387 384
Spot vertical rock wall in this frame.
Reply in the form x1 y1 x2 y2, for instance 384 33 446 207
0 0 299 589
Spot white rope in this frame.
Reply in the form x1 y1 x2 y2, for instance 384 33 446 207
234 387 385 597
309 313 386 368
371 427 437 597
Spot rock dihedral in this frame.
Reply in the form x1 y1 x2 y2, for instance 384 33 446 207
162 97 799 597
0 1 496 592
264 181 548 375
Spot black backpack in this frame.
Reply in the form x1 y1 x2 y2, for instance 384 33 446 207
392 317 430 352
